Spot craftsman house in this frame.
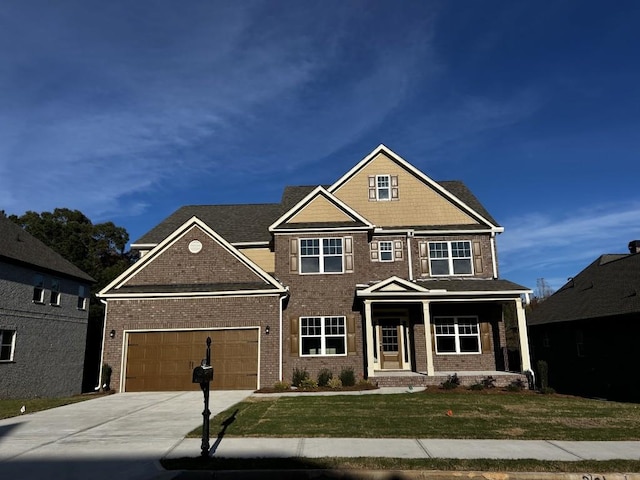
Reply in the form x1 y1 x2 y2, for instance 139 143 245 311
527 240 640 402
0 214 94 399
98 145 532 392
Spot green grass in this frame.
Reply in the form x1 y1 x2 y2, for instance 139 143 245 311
0 394 99 420
191 390 640 441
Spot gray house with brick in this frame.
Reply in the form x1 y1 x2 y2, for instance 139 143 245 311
99 145 532 392
0 214 94 399
527 240 640 402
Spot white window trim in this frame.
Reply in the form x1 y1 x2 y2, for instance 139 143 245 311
299 238 344 274
77 285 88 310
50 278 61 306
434 316 481 355
379 241 394 262
33 274 45 304
428 240 474 277
300 316 347 357
0 329 16 362
376 174 391 201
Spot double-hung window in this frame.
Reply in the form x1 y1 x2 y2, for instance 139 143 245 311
50 278 61 306
379 241 393 261
300 238 343 273
428 241 473 276
33 274 44 303
434 317 481 354
77 285 88 310
300 316 346 356
376 175 390 200
0 329 16 362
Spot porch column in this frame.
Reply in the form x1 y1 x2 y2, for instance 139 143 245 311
422 300 435 376
364 300 375 378
515 297 532 372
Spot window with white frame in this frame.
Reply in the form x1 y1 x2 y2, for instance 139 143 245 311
379 241 393 261
428 241 473 276
0 329 16 361
300 238 343 273
300 316 346 356
50 278 61 306
434 317 481 354
77 285 88 310
33 274 44 303
376 175 390 200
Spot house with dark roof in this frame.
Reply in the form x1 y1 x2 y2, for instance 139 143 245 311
527 240 640 402
98 145 532 392
0 214 95 399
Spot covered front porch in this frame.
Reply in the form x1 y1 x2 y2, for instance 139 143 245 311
356 276 532 387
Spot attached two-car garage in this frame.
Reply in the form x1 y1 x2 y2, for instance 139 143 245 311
124 328 259 392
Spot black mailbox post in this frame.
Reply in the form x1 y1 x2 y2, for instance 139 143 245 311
192 337 213 457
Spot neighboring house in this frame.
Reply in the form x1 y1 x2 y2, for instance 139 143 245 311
527 240 640 402
0 214 95 399
98 145 532 392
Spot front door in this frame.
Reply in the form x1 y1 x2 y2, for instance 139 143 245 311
378 320 403 370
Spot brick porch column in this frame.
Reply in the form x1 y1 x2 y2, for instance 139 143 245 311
364 300 375 378
422 300 435 376
515 297 532 372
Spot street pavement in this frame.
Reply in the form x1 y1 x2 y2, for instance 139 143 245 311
0 388 638 480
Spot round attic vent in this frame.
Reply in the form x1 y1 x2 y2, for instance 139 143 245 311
188 240 203 254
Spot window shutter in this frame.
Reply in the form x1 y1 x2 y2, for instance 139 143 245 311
347 315 357 355
394 240 403 260
368 175 376 201
370 241 379 261
473 241 483 274
480 322 492 353
419 241 429 274
391 175 399 200
290 316 299 357
344 236 354 272
290 238 298 273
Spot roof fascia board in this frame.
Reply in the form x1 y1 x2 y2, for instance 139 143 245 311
328 144 500 230
232 241 271 247
98 289 285 299
273 226 372 234
99 217 286 296
130 243 157 249
359 276 430 294
412 228 504 235
357 290 531 298
269 186 374 232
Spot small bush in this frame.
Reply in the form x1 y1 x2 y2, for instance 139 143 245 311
292 367 309 387
101 363 113 391
317 368 333 387
468 382 484 391
505 378 526 392
339 367 356 387
273 381 291 392
327 377 343 389
356 378 375 389
540 386 556 395
481 376 497 389
299 378 318 390
441 373 460 390
537 360 550 390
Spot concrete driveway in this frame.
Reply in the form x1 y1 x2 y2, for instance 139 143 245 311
0 390 252 480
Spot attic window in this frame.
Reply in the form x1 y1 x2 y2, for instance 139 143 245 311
377 175 390 200
368 175 399 201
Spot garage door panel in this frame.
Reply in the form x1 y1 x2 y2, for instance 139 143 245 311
125 329 258 392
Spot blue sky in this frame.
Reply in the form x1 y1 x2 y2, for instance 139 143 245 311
2 1 639 293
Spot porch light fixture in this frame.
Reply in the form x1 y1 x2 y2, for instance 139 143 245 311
109 329 116 339
265 326 270 335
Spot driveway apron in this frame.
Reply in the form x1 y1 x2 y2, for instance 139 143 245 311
0 390 252 480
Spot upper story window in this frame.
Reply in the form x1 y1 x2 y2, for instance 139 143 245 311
77 285 88 310
300 316 346 356
0 329 16 362
428 241 473 276
50 278 61 306
33 274 45 303
300 238 343 274
368 175 399 201
434 317 480 354
379 241 393 261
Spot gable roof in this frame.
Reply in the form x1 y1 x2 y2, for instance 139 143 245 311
527 253 640 326
0 215 94 283
101 216 286 298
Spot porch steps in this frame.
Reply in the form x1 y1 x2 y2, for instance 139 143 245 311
371 371 529 389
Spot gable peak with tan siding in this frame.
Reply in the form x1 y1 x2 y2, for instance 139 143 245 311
329 144 501 231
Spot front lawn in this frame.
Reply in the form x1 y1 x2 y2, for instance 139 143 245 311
192 390 640 441
0 395 98 420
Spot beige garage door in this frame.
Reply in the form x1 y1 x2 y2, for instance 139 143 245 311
125 329 258 392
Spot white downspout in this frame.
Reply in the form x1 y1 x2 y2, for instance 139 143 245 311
490 233 498 279
406 231 414 281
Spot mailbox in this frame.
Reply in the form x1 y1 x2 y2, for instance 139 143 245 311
192 365 213 384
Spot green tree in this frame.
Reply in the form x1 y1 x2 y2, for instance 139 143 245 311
9 208 137 391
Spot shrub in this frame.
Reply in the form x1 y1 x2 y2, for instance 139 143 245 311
101 363 113 391
468 382 484 391
505 378 526 392
441 373 460 390
292 367 309 387
339 367 356 387
356 378 375 389
299 378 318 390
482 376 497 389
317 368 333 387
273 381 291 392
328 377 343 389
540 386 556 395
537 360 550 390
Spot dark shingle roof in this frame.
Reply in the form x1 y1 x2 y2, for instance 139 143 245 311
437 181 500 227
0 215 95 282
527 253 640 326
